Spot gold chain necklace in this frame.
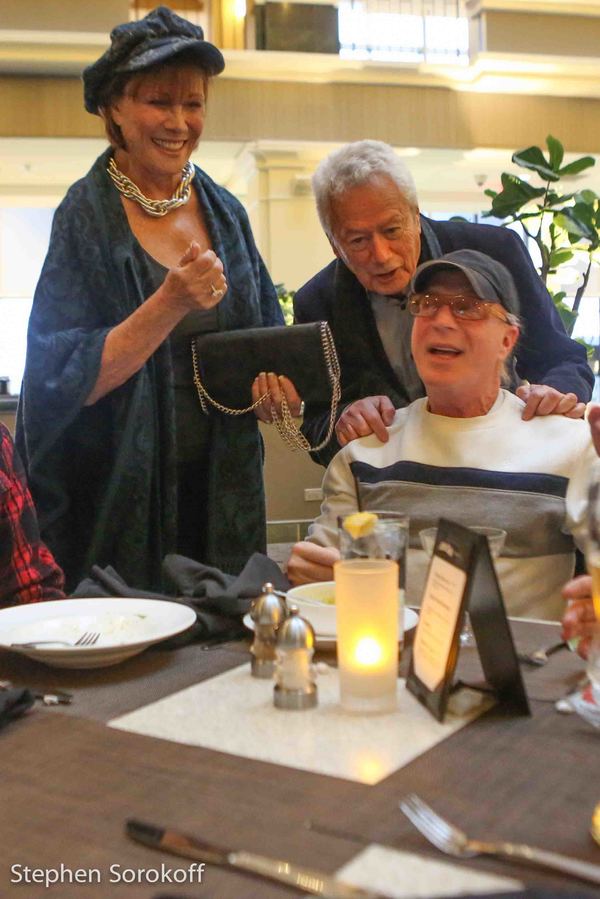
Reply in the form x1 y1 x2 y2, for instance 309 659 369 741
107 156 194 217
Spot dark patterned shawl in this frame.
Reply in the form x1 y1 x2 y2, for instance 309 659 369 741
16 148 282 591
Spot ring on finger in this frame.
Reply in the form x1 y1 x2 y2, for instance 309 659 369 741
210 283 224 299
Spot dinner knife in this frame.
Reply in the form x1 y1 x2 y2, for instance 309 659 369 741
126 819 381 899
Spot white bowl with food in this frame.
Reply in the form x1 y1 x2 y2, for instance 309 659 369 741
286 581 417 642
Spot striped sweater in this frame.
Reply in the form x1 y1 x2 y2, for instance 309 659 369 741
308 390 596 619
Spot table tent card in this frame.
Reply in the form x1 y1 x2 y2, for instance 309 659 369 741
407 518 530 722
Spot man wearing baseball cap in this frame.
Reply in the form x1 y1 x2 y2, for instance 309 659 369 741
288 250 595 620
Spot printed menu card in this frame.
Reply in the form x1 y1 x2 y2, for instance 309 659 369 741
407 519 529 721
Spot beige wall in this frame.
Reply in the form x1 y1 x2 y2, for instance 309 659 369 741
245 151 332 284
4 75 600 152
260 423 324 521
0 406 323 520
482 10 600 56
1 0 128 32
0 412 16 435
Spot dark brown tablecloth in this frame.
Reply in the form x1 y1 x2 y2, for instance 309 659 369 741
1 619 598 898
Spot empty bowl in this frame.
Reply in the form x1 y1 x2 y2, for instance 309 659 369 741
419 526 506 559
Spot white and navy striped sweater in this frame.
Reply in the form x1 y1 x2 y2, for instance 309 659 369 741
308 390 596 619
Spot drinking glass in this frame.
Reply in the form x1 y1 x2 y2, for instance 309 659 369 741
334 558 399 714
419 525 507 646
338 511 409 598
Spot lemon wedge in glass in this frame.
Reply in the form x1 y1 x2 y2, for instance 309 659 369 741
343 511 378 539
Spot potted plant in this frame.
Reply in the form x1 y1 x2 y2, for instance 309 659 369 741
483 135 598 339
276 283 295 325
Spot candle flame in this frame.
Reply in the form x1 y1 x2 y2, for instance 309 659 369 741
354 636 383 667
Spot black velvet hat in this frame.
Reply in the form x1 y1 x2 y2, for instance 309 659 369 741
411 249 521 317
83 6 225 114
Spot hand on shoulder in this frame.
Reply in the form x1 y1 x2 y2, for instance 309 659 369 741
335 396 396 447
516 384 585 421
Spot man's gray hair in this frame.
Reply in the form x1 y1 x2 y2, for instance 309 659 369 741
312 140 419 239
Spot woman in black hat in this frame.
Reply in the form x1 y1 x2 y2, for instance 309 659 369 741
16 7 297 591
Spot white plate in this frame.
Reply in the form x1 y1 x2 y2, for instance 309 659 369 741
243 606 418 647
0 598 197 669
286 581 416 638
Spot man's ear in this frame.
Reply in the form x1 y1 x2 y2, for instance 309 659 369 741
328 236 341 260
501 325 520 357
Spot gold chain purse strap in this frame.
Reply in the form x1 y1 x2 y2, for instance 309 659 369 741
190 321 341 452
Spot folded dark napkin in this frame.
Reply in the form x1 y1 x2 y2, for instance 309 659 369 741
0 688 35 730
71 552 290 646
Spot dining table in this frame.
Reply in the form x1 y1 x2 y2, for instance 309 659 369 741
0 610 599 899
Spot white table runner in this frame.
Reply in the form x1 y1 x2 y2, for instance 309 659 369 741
331 845 520 897
110 663 490 784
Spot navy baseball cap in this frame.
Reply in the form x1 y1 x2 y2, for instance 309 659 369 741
411 249 520 317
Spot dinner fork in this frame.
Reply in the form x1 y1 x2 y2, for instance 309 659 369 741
399 794 600 885
517 639 567 667
11 631 100 649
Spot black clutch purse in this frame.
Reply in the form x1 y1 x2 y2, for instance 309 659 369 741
191 322 341 452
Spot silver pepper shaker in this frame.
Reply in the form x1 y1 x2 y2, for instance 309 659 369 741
249 582 287 678
274 605 317 710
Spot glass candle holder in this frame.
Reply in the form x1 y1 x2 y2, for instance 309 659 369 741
334 558 399 714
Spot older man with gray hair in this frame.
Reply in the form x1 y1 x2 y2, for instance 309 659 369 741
294 140 592 465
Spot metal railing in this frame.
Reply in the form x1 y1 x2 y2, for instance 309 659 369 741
338 0 468 64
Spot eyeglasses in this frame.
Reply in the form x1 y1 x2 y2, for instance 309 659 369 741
408 292 519 325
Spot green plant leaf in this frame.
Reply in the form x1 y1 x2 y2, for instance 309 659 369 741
486 173 546 218
556 209 597 242
577 189 598 205
512 145 560 181
275 283 295 325
553 298 578 333
547 135 564 171
478 136 599 339
549 249 574 267
546 192 576 207
575 337 595 360
558 156 596 177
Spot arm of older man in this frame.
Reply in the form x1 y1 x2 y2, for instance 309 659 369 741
335 385 584 446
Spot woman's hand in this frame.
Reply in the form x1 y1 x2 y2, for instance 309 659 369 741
252 372 302 423
162 240 228 312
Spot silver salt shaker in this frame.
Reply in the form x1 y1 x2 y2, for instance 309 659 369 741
274 605 317 710
249 582 287 678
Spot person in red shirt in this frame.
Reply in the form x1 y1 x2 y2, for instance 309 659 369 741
0 423 65 606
